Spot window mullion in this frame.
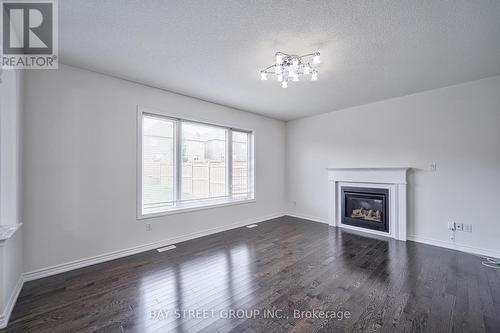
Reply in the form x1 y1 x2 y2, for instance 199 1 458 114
175 120 182 205
249 132 253 197
227 129 233 197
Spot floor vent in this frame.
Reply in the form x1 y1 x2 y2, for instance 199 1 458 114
246 224 258 228
157 245 177 252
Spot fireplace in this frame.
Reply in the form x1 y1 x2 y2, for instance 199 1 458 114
341 187 389 232
328 168 407 240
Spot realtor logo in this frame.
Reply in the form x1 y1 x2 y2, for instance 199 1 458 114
1 0 58 69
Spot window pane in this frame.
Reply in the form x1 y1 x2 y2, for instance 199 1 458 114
232 131 249 195
181 122 227 202
142 115 175 213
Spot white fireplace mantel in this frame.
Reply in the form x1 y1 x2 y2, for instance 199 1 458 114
327 168 409 241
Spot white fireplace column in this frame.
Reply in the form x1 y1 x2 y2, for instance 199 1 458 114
327 168 409 241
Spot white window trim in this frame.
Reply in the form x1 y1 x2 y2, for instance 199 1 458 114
136 106 256 220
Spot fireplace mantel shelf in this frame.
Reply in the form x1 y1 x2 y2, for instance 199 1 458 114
326 167 409 171
326 167 411 170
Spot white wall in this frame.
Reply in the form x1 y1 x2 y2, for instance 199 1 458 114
0 69 24 328
0 70 21 226
23 65 286 272
287 76 500 256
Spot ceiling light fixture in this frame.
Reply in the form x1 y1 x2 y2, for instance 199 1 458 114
313 52 321 64
260 51 321 86
311 70 318 81
303 64 310 75
275 53 284 65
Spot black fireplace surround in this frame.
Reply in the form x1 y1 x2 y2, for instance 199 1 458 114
341 186 389 232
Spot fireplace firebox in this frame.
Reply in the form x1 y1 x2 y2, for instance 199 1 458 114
341 187 389 232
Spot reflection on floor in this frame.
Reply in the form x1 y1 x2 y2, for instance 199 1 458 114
2 216 500 332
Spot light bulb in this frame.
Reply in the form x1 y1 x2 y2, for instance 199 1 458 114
277 74 283 82
275 66 282 74
313 52 321 64
311 70 318 81
275 53 283 65
281 80 288 88
260 72 267 80
303 65 310 75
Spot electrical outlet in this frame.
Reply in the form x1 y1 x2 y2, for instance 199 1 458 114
456 223 464 231
146 224 152 231
464 224 472 233
447 221 456 230
430 162 437 171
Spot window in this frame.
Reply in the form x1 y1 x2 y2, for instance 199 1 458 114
232 131 250 196
139 110 254 217
142 115 175 211
181 122 227 202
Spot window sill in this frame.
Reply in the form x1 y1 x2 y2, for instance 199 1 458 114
0 223 22 246
137 197 256 220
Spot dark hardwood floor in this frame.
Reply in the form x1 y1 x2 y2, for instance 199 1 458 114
2 216 500 332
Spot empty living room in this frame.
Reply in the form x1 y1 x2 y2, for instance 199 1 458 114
1 1 500 332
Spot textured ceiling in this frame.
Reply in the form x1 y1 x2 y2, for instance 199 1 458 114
59 1 500 120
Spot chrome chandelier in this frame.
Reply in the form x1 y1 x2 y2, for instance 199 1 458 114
260 51 320 88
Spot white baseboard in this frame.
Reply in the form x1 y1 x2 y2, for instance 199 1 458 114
0 276 24 329
407 235 500 259
286 214 500 259
286 213 328 224
23 213 285 282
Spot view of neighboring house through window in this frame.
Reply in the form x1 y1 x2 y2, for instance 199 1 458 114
140 111 254 216
181 122 227 202
142 115 175 212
